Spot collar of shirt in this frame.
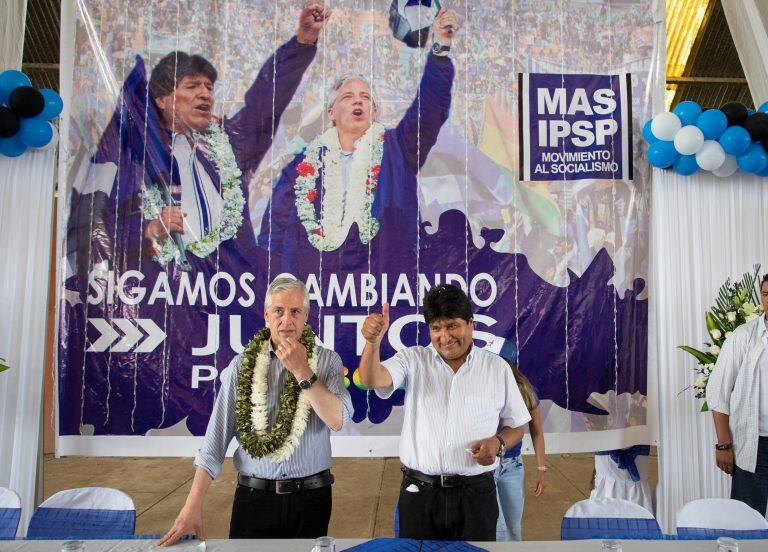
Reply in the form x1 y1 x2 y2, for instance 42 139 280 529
426 342 475 373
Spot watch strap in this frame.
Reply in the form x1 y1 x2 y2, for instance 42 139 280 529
715 443 733 451
300 373 318 389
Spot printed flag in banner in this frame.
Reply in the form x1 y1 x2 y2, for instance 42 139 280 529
519 73 633 181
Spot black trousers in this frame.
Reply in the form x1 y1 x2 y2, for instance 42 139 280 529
732 436 768 517
397 471 498 541
229 483 332 538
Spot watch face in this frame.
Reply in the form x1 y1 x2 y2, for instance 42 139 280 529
299 379 310 389
431 43 440 54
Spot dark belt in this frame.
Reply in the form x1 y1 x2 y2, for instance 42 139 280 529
401 467 493 488
238 470 334 494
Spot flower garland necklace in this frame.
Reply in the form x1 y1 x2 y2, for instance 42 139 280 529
293 122 385 251
235 325 317 461
141 120 245 267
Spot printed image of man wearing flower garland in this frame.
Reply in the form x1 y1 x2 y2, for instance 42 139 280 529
158 277 353 544
58 3 334 437
257 7 458 267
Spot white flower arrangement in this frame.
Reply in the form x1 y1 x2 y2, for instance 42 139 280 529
680 265 764 410
293 122 385 251
140 121 245 267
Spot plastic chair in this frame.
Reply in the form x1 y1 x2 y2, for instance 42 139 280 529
561 497 663 540
676 498 768 539
0 487 22 539
27 487 135 539
592 446 653 514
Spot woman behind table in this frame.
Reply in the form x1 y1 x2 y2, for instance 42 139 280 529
495 360 546 541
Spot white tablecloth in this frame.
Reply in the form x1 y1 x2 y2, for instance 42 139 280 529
1 540 767 551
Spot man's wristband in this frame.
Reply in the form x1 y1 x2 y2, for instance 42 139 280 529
715 443 733 451
495 434 506 457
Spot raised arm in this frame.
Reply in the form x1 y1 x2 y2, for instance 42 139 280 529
357 304 394 389
225 2 331 173
395 9 457 170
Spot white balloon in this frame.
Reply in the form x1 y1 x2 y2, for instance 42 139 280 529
650 111 682 141
712 154 738 177
673 125 705 155
695 140 726 171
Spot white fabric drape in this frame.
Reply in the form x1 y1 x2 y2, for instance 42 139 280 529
722 0 768 105
651 168 768 533
0 148 57 535
0 0 26 72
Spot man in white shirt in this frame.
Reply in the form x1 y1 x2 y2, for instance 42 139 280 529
706 274 768 516
357 284 532 541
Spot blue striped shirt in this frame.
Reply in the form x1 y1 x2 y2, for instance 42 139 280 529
194 343 353 480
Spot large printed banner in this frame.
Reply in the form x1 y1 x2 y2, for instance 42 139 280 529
57 0 659 455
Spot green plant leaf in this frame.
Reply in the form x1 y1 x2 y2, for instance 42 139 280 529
700 401 709 412
678 345 716 365
0 364 8 373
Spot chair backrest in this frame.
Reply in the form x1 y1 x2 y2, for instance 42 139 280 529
0 487 22 539
676 498 768 539
561 497 663 540
27 487 135 539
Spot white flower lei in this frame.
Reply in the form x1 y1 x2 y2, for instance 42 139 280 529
293 122 385 251
140 121 245 266
248 341 318 462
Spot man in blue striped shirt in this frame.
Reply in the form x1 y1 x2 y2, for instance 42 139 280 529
158 277 352 544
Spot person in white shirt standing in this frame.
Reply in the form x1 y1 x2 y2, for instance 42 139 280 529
357 284 532 541
706 274 768 516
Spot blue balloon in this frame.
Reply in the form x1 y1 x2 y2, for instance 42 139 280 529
0 70 31 106
39 89 63 120
674 154 699 176
759 101 768 114
673 101 702 126
736 142 768 174
19 117 53 148
696 109 728 140
719 126 752 156
648 140 679 168
747 108 755 115
642 120 656 144
757 162 768 177
0 134 27 157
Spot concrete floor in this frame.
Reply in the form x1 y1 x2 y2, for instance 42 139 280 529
43 452 657 541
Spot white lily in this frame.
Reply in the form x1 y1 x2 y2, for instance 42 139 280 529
727 311 737 322
709 345 721 356
710 329 722 340
694 376 707 389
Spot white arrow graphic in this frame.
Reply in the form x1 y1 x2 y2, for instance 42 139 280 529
112 319 144 352
135 318 167 353
87 318 119 352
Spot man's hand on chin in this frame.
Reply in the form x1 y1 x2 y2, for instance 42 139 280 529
275 336 312 381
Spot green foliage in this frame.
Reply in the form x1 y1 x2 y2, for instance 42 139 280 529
680 265 763 403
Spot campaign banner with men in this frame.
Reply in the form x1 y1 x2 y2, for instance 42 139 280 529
56 0 659 455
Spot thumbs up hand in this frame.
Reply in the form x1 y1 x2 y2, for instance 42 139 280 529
361 303 390 346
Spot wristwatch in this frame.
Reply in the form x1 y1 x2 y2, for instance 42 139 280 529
431 42 450 55
495 434 506 457
715 443 733 451
299 373 318 390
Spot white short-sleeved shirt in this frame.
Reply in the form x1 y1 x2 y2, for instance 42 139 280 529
376 344 531 476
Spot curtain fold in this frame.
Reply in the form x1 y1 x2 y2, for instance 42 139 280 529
0 0 27 72
0 148 57 535
722 0 768 105
651 168 768 532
